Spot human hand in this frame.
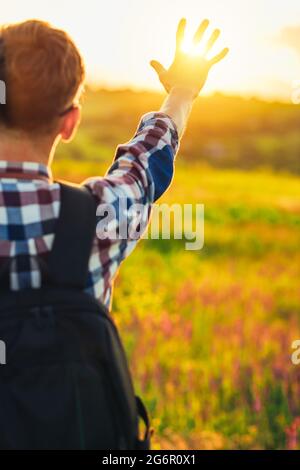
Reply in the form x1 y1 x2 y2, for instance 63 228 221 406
150 18 229 98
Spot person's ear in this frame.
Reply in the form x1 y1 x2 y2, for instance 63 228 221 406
59 105 81 142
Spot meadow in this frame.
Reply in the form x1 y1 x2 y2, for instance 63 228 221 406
54 89 300 449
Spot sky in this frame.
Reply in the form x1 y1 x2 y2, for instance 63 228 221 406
1 0 300 101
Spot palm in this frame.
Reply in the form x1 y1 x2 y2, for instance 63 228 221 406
151 19 229 97
164 52 211 93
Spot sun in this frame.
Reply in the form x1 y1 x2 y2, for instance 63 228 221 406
180 37 205 57
181 43 199 56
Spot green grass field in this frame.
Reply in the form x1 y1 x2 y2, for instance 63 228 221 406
53 89 300 449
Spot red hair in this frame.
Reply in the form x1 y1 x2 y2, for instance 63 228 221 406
0 19 85 133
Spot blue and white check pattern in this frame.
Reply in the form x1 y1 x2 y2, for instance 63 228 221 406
0 112 179 309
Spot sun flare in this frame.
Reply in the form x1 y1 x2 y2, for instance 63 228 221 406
0 0 299 100
180 41 202 57
180 33 207 57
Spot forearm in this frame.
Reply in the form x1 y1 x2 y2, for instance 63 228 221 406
84 112 178 206
159 86 196 138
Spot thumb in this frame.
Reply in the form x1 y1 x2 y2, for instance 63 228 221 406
150 60 166 76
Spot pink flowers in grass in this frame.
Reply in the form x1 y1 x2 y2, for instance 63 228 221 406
286 417 300 450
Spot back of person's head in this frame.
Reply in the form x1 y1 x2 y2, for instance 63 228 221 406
0 19 85 136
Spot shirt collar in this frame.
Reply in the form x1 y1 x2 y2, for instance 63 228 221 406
0 160 52 181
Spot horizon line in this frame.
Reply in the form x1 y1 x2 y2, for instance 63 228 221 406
83 84 295 106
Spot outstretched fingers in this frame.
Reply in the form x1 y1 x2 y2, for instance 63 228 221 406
193 19 209 44
204 29 220 55
209 47 229 66
150 60 166 76
176 18 186 53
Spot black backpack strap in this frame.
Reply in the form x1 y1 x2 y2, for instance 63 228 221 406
135 396 153 450
45 183 98 289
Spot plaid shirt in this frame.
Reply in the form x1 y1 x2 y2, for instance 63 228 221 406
0 112 178 309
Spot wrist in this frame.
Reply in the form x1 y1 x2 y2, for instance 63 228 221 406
169 85 198 101
160 86 195 138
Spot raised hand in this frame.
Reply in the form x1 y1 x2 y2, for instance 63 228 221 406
150 18 229 98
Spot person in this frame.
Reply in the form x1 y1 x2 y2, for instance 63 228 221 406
0 17 228 449
0 18 228 308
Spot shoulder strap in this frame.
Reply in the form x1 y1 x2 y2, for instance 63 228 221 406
135 396 152 450
46 183 98 289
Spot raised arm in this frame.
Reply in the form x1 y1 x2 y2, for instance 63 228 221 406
151 18 229 136
82 19 228 305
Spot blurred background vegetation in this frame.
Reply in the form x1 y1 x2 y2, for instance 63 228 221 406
54 88 300 450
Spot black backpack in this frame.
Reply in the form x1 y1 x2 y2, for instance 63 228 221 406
0 183 151 450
